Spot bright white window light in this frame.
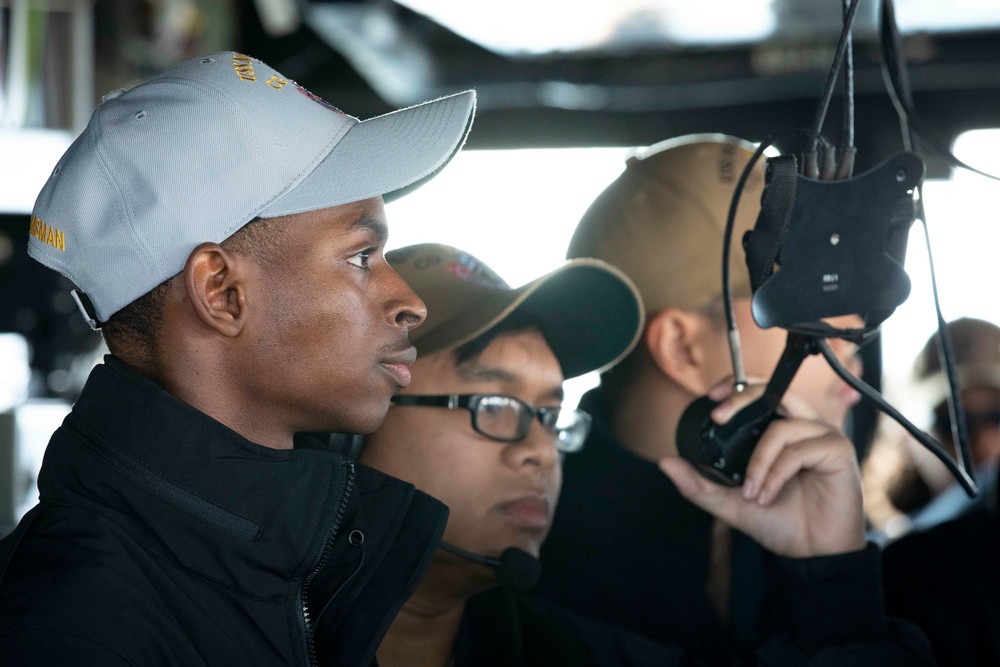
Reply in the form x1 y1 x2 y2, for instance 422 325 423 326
0 333 30 412
393 0 1000 56
879 129 1000 400
386 146 631 405
394 0 776 55
0 129 74 214
894 0 1000 34
385 147 630 283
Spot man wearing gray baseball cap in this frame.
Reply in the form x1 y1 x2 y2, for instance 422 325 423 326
0 52 475 666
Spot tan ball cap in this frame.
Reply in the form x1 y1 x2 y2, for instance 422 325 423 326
387 243 644 379
566 134 766 314
912 317 1000 411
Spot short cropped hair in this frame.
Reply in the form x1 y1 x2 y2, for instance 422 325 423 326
452 310 546 368
101 216 287 369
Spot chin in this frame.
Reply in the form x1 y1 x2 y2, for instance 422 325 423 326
348 407 391 436
311 402 390 438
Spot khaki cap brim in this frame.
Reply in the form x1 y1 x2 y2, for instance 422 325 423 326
388 244 644 379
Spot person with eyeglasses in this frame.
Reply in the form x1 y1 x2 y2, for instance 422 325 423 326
353 242 662 666
389 393 592 453
342 243 934 667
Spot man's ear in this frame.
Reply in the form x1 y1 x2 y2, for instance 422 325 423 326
183 242 248 337
644 309 716 395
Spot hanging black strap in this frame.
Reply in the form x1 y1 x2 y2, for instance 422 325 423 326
743 154 799 292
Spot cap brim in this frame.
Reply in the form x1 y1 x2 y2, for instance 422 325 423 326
416 259 645 379
259 90 475 216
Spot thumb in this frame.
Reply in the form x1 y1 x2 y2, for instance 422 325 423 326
659 456 731 512
659 455 705 496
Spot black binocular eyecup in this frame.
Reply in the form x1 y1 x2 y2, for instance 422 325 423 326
676 395 783 487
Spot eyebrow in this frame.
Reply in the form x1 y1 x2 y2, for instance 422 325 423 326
351 214 389 245
457 361 565 402
544 386 565 402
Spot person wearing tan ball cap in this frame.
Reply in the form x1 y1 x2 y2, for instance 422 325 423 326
536 134 929 666
358 243 666 666
564 134 864 433
909 316 1000 522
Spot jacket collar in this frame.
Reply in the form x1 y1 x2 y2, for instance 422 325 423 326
572 386 713 544
37 356 420 598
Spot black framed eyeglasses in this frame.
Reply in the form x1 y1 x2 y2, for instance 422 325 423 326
390 393 592 453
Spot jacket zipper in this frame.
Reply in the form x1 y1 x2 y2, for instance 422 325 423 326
299 459 356 667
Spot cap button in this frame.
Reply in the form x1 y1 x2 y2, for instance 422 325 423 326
101 88 127 103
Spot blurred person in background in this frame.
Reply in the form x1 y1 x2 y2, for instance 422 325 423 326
864 317 1000 541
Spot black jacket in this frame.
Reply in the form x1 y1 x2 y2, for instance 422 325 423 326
883 464 1000 667
536 387 935 666
0 356 448 666
455 586 690 667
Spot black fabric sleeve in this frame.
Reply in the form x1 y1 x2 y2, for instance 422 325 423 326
754 542 936 666
782 542 886 648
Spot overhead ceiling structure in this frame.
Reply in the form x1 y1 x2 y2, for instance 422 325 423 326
390 0 1000 56
284 0 1000 175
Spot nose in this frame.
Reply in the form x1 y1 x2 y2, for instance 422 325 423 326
505 419 560 470
385 265 427 331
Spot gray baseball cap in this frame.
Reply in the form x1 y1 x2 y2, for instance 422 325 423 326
28 51 476 325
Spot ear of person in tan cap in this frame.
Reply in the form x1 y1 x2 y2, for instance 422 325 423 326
534 135 931 665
